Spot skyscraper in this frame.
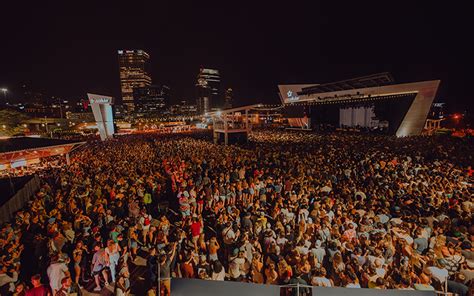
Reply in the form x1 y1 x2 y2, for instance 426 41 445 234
224 88 233 109
133 85 170 116
196 68 220 114
118 50 152 111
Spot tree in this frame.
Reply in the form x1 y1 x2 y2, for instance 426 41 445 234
0 109 30 136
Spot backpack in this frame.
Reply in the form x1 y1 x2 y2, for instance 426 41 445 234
144 215 151 226
143 193 152 204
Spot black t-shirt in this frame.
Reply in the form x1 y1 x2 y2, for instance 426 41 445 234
119 238 128 250
147 255 158 281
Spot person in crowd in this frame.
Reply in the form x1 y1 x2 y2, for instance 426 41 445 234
0 130 471 294
46 254 69 295
115 276 129 296
13 282 27 296
72 241 86 287
105 239 121 283
159 242 177 296
211 261 226 281
55 276 81 296
0 263 18 294
91 244 109 291
25 274 51 296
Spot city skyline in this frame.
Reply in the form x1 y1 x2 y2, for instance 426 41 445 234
0 2 472 113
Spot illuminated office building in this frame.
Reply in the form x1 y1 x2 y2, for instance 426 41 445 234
196 68 220 114
118 49 152 111
224 88 233 109
133 85 170 116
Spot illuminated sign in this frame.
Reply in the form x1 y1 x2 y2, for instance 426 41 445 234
118 50 141 54
313 93 366 102
89 97 112 104
277 84 319 104
286 90 300 102
88 93 113 105
203 69 219 75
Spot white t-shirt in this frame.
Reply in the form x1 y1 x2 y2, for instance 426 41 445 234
299 209 309 222
223 227 235 245
229 257 245 278
398 233 414 245
47 262 68 291
296 246 309 255
311 276 332 287
276 237 288 248
212 269 226 281
326 211 335 222
428 266 449 283
368 255 385 266
311 247 326 264
321 186 332 193
0 271 18 292
376 267 386 278
281 208 295 221
377 214 390 224
139 214 152 230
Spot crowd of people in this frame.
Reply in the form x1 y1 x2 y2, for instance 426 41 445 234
0 130 472 296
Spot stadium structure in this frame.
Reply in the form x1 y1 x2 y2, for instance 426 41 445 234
278 73 440 137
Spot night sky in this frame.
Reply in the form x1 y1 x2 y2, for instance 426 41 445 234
1 1 472 112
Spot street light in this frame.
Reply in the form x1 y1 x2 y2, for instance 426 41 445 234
0 88 7 103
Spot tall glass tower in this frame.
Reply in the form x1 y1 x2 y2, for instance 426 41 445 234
118 50 152 111
196 68 220 114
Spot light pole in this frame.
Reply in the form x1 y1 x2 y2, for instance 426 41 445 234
0 88 7 105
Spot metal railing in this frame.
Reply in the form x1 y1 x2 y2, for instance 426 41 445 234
214 122 248 130
435 292 458 296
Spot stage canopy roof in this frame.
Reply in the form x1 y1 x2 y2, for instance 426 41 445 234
0 137 85 165
298 72 394 95
278 76 440 137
